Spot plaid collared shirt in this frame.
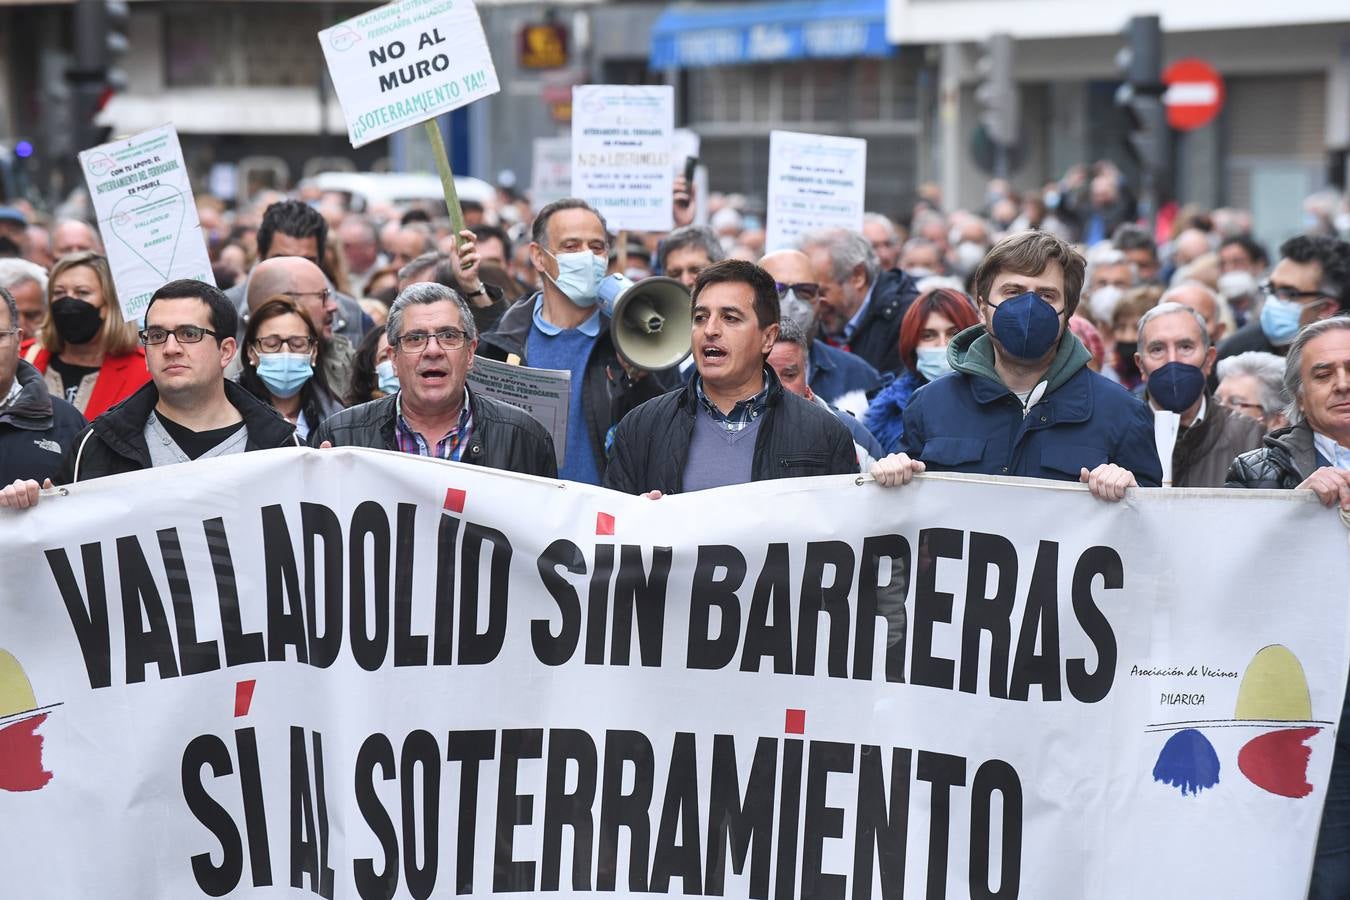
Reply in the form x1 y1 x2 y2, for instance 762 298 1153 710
394 390 474 461
695 375 769 434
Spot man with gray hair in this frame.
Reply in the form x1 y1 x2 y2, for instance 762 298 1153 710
1163 280 1229 347
798 227 919 374
1083 245 1139 327
658 225 724 291
311 282 555 477
0 257 49 340
1215 351 1289 432
1228 316 1350 900
1134 301 1263 486
862 212 901 271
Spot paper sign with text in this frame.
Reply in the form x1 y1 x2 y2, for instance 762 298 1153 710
2 451 1347 898
766 130 867 252
572 85 674 232
467 357 570 468
530 136 573 209
318 0 500 149
78 125 215 322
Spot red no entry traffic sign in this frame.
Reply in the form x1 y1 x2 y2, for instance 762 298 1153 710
1163 58 1225 131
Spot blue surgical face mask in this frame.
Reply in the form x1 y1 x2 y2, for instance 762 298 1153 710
256 352 314 398
915 345 953 382
1259 295 1304 346
991 291 1063 360
375 359 399 395
544 248 607 307
1147 361 1207 413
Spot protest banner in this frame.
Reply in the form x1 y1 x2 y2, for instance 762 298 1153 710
78 124 215 322
1 451 1347 898
530 136 573 209
766 130 867 252
466 357 571 467
572 85 675 233
318 0 501 237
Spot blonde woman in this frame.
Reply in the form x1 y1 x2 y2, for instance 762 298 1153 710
21 251 148 419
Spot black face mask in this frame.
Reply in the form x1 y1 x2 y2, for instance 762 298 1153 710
1114 340 1142 380
50 298 104 345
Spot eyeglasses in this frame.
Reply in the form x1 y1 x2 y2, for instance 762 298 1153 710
139 325 220 345
0 327 18 344
1260 281 1333 305
281 289 332 303
774 282 822 301
1215 395 1266 414
252 334 316 353
396 328 468 352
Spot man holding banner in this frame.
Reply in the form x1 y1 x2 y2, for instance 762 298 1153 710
871 230 1162 500
1 279 301 506
604 259 857 495
479 199 669 486
311 282 556 478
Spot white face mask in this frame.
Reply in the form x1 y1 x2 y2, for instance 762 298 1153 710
915 345 953 382
1087 285 1124 325
543 248 607 307
375 359 399 394
780 289 816 334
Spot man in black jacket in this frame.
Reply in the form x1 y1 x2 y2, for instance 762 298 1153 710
1 279 301 507
798 227 920 375
604 259 857 496
0 286 86 484
311 282 556 478
477 199 670 485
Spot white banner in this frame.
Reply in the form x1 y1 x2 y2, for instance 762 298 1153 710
78 124 215 322
571 85 675 232
530 136 573 209
1 451 1348 899
766 130 867 252
318 0 501 149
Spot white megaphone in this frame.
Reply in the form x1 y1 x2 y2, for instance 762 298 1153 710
596 273 692 371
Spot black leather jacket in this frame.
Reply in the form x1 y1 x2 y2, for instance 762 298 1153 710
309 388 557 478
603 366 859 495
1225 421 1323 489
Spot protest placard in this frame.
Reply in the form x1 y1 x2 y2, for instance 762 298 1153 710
318 0 500 149
530 136 573 208
572 85 675 232
2 452 1347 898
766 130 867 252
466 356 570 467
77 125 215 322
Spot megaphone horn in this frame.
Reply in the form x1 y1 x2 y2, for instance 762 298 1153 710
596 274 692 372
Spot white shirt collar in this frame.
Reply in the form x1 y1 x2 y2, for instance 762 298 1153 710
1312 431 1350 470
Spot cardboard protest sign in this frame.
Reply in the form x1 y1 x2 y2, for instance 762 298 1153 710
78 125 215 322
2 451 1348 898
572 85 675 232
467 356 570 467
318 0 500 149
766 129 867 252
530 136 573 208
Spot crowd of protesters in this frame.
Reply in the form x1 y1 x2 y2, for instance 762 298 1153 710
2 158 1350 896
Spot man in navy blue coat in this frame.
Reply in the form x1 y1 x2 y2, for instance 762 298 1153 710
870 230 1162 500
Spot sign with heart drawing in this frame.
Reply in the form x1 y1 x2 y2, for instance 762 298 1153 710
79 124 215 322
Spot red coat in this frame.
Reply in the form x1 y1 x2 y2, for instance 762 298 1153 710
21 340 150 421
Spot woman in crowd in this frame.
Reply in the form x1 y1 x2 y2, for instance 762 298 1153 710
238 297 343 441
864 287 981 454
345 326 397 407
21 251 148 420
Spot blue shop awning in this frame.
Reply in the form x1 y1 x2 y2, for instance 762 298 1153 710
650 0 893 70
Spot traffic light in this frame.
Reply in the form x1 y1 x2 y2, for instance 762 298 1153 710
1115 15 1170 213
70 0 130 149
974 33 1018 176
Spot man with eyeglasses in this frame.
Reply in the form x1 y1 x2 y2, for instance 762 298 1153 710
759 248 883 413
1218 234 1350 361
0 279 301 508
223 200 370 346
657 225 723 291
479 198 670 485
311 282 555 477
0 285 86 486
